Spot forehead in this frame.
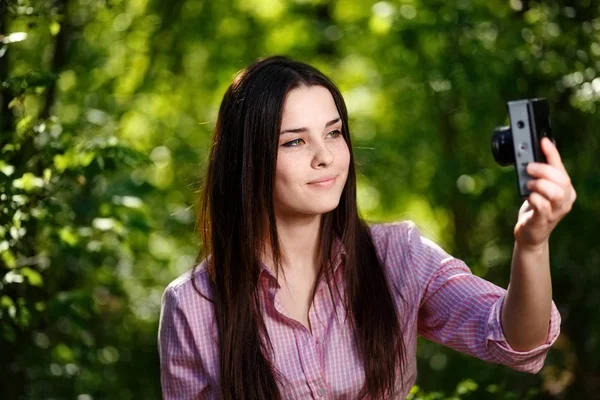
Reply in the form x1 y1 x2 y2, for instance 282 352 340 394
281 85 339 125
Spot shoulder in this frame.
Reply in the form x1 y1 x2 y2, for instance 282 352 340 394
368 220 451 265
368 220 420 259
367 220 457 294
365 220 428 319
369 219 416 241
161 260 215 325
165 259 213 294
367 220 419 288
159 260 219 382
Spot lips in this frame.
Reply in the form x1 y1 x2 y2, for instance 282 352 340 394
307 175 338 185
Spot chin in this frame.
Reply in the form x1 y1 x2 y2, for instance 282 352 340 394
281 199 341 217
304 199 342 215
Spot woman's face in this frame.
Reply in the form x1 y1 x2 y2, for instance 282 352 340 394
274 85 350 218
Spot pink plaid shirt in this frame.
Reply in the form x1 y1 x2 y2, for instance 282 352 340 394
159 221 561 399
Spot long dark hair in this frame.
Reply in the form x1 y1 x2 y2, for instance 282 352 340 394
193 55 406 399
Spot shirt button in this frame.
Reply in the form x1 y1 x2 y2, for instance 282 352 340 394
317 387 326 397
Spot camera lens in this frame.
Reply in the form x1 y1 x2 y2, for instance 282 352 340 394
491 126 515 166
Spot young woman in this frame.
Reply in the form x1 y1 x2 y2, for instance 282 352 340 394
158 56 576 399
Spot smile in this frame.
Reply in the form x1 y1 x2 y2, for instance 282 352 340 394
307 176 337 187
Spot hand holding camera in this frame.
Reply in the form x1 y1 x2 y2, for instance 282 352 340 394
491 98 577 250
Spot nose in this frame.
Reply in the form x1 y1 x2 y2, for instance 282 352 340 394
311 141 334 169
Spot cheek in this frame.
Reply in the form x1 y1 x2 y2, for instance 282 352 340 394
336 140 351 170
274 155 302 191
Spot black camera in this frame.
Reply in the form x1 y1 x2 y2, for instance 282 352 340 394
491 98 555 197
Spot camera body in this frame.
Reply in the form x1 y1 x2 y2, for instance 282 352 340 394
491 98 554 197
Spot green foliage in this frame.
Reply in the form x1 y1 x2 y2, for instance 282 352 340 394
1 0 599 398
0 104 157 397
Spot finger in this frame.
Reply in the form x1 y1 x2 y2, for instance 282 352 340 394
526 178 566 209
541 137 567 173
526 162 571 188
527 191 552 218
519 199 533 214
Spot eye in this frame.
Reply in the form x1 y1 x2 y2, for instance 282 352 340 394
328 129 342 138
282 138 305 147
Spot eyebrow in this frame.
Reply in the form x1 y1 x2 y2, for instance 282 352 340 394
280 117 341 135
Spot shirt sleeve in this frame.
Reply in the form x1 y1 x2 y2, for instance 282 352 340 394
407 222 561 373
158 284 211 398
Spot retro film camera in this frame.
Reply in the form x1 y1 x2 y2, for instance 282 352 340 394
491 98 555 198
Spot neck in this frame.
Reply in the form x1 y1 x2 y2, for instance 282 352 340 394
263 212 322 276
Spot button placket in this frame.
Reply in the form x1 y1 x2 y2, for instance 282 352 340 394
298 333 328 399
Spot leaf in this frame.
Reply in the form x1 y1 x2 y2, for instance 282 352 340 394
58 226 79 246
8 98 20 109
2 32 28 44
16 115 34 135
12 172 45 192
2 250 17 269
49 22 61 36
21 267 44 287
0 161 15 176
0 324 16 342
0 295 15 309
43 168 52 183
53 150 99 172
79 151 96 167
92 218 117 231
53 153 69 172
456 379 478 395
53 343 75 362
4 270 24 284
16 300 31 328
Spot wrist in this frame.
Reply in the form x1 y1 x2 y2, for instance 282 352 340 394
515 239 549 254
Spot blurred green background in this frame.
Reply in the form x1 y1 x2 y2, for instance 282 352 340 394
1 0 598 398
